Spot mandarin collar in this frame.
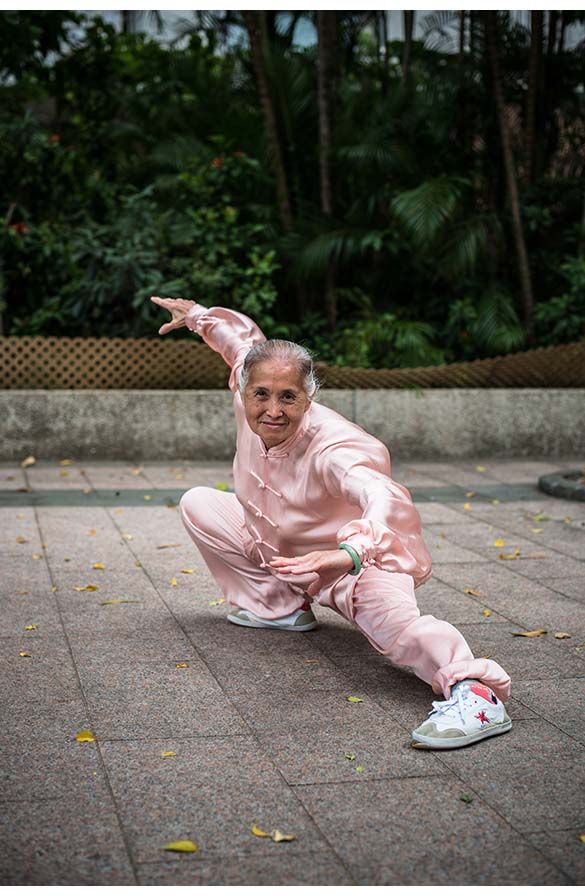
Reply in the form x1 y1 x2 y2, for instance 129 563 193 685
257 404 312 458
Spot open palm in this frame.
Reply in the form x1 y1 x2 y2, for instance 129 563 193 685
151 296 197 335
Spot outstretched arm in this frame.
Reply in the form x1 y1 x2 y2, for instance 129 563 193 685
151 296 267 393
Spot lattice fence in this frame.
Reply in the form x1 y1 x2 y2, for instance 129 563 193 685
0 336 584 389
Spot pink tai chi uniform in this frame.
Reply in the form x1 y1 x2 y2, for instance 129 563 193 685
179 302 512 703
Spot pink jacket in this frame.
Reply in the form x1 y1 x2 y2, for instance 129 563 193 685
185 302 433 588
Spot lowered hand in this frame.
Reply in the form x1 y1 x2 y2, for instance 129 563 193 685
269 549 354 597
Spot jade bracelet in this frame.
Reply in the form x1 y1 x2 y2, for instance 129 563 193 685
338 542 362 576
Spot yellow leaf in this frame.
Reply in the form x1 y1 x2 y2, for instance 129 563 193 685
482 608 492 617
92 562 106 570
579 833 585 843
157 543 181 549
163 840 198 853
465 490 476 498
83 488 94 495
491 499 500 506
114 509 124 515
51 586 57 592
463 503 472 511
88 528 97 536
215 482 229 491
135 560 142 568
499 550 521 560
344 752 356 761
74 584 99 592
554 632 571 639
16 535 28 544
482 655 492 659
208 598 225 606
176 662 189 668
59 459 73 466
533 512 549 522
476 465 487 472
272 830 296 842
143 495 152 501
100 599 142 605
18 591 29 595
160 751 176 758
511 629 547 638
355 764 365 774
170 577 178 587
251 824 271 838
24 624 37 630
21 455 36 468
347 696 364 703
564 516 572 524
464 588 481 597
16 512 25 518
41 542 48 548
60 470 69 478
494 539 505 547
180 568 196 574
75 729 96 743
131 467 143 475
531 528 543 534
19 651 31 657
122 533 133 540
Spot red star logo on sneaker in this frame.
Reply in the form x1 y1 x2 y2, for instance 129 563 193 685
475 710 490 725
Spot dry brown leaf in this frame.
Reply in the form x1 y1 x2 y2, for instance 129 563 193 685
114 509 124 515
88 528 97 536
208 598 225 606
75 729 96 743
92 562 106 570
83 488 93 495
18 591 29 595
554 632 571 639
157 543 182 549
131 467 143 475
580 833 585 844
73 584 99 592
344 752 356 761
511 629 547 638
305 659 320 664
41 542 48 548
464 588 482 597
16 535 28 543
466 491 476 498
134 560 142 568
21 455 36 468
122 533 133 540
50 586 57 592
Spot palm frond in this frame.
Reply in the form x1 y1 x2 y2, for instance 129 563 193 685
391 177 469 246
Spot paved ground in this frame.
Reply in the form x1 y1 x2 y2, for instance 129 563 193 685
1 457 584 885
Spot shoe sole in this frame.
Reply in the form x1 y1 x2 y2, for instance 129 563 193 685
411 719 512 749
227 613 318 632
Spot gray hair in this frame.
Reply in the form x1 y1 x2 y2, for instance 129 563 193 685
238 339 321 399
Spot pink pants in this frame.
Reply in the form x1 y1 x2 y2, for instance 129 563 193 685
180 487 512 703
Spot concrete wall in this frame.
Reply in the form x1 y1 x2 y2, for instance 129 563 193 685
1 389 583 461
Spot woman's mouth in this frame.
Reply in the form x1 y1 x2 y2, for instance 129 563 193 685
261 421 286 428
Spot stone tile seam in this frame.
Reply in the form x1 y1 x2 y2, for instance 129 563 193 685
31 492 140 885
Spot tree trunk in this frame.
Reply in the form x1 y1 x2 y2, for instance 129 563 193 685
485 12 534 341
525 11 544 184
317 11 337 328
459 10 466 61
402 11 414 84
243 11 293 232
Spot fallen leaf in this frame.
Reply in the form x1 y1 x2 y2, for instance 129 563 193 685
531 528 543 534
21 455 36 468
131 467 143 475
92 562 106 570
59 470 69 478
170 577 178 587
31 553 41 560
491 499 500 505
59 459 73 466
251 824 271 838
494 539 505 547
19 651 31 657
75 729 96 743
464 588 481 597
88 528 97 536
511 629 547 638
16 512 25 518
482 608 492 617
24 624 37 630
533 512 549 522
163 840 198 853
208 598 225 606
176 662 189 668
143 495 152 501
157 543 182 550
355 764 365 774
41 542 48 549
465 491 476 498
344 752 356 761
347 696 364 703
554 632 571 639
16 535 28 543
476 465 487 472
215 482 230 491
460 793 474 804
114 509 124 515
122 533 133 540
304 658 320 664
463 503 472 511
580 833 585 843
160 751 176 758
73 585 99 592
100 599 142 605
482 655 492 659
18 591 29 595
499 550 521 560
180 568 196 574
83 488 94 495
272 830 296 842
51 586 57 592
135 560 142 568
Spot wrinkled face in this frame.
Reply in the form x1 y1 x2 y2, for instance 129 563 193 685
242 361 311 449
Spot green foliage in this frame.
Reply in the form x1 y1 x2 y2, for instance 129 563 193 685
534 257 585 344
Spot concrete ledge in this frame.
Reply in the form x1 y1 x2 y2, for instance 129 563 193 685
1 389 584 460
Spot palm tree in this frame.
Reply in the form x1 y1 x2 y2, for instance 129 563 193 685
525 11 544 183
317 11 337 328
402 11 415 83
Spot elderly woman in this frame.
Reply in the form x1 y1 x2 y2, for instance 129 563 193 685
152 296 512 750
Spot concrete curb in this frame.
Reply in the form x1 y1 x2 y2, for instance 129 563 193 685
1 388 584 460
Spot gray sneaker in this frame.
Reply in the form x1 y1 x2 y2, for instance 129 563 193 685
227 604 318 632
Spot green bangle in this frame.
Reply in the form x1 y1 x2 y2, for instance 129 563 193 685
338 542 362 576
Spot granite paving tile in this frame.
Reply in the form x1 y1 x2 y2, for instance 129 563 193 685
526 828 585 884
135 849 354 885
0 797 135 884
416 578 510 625
294 777 570 885
182 615 324 654
511 677 585 721
99 736 327 863
417 502 470 525
539 578 585 602
0 468 29 489
0 590 64 638
0 635 81 706
0 698 94 740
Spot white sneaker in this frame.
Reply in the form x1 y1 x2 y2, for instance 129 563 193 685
227 601 318 632
411 678 512 749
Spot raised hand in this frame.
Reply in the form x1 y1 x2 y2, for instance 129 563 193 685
150 296 197 335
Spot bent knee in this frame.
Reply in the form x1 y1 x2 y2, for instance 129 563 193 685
179 486 216 525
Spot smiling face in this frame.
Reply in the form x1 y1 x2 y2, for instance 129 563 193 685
242 361 312 449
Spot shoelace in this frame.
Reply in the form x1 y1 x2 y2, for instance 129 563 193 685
428 683 470 722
